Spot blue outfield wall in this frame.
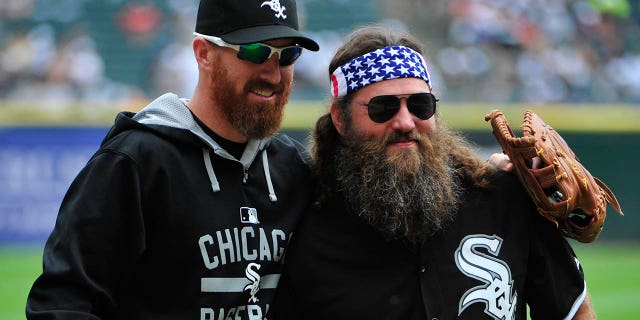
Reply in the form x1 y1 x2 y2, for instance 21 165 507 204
0 127 110 243
0 127 637 245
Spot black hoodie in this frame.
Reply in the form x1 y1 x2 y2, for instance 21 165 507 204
26 93 313 319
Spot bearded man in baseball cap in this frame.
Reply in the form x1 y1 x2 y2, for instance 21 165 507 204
27 1 318 319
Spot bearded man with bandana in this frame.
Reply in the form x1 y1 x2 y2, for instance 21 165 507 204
270 25 595 320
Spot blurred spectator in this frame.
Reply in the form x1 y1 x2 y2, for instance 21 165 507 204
0 0 639 104
0 0 35 20
379 0 640 103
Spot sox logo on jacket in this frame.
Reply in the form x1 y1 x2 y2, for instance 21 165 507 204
455 234 517 319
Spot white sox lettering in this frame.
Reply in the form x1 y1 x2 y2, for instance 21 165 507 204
198 227 287 269
198 227 288 319
455 234 517 320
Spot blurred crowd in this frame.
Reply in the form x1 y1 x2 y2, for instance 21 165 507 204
424 0 640 103
0 0 197 107
1 0 639 105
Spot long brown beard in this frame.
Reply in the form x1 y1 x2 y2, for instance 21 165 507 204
209 67 291 139
335 126 462 242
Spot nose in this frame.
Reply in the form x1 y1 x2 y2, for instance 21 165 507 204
388 101 416 133
259 54 283 84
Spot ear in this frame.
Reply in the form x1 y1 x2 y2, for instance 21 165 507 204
330 102 346 136
193 37 215 72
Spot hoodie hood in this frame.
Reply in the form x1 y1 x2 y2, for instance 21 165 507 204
112 93 279 201
132 93 271 164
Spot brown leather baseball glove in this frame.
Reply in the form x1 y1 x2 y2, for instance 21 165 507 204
484 109 623 243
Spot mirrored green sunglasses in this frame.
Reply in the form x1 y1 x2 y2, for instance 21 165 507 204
194 32 303 66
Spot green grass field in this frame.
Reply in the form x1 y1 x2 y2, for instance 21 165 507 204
1 242 638 319
0 245 43 319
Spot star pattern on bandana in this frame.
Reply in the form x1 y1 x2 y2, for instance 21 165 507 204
335 46 431 97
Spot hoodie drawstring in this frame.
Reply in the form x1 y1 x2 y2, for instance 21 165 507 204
262 149 278 203
203 149 221 193
204 148 277 203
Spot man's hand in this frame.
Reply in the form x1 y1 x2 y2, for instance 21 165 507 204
488 153 542 172
488 153 514 172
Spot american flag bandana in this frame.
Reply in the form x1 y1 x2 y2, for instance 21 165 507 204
330 45 432 98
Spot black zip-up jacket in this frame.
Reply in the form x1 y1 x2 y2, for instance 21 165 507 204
26 93 313 319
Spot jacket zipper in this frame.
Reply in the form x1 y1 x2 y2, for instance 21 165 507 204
242 143 261 184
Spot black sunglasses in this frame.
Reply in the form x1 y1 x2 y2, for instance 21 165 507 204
196 33 303 66
363 93 438 123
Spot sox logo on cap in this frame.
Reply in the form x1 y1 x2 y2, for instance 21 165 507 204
261 0 287 19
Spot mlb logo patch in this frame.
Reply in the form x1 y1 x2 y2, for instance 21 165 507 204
240 207 260 224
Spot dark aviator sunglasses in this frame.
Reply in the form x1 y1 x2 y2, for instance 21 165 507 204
362 92 438 123
194 33 303 66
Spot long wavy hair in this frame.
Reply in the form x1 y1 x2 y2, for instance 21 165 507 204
311 25 495 206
